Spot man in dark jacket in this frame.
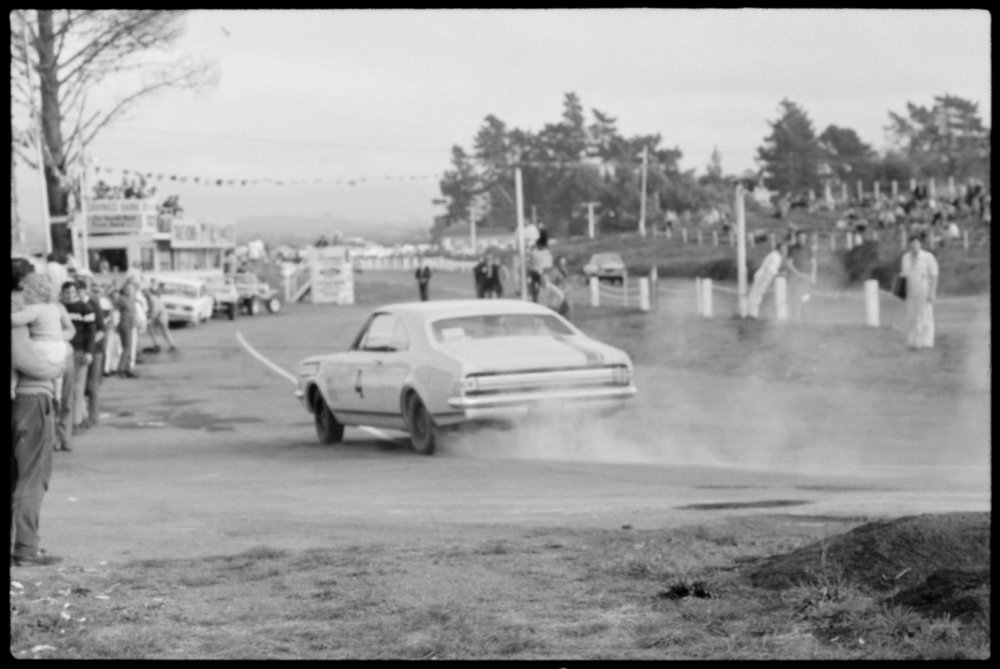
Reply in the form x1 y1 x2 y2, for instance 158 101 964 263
415 260 432 301
80 279 107 429
58 280 95 449
473 256 488 298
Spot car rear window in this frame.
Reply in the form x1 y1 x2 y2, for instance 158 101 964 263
432 313 574 342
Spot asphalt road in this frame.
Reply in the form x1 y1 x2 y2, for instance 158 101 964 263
43 270 990 567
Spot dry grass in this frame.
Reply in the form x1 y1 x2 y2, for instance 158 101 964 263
10 515 989 660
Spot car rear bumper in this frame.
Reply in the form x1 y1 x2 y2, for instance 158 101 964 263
447 385 637 420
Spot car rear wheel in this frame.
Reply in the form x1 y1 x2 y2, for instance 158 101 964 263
314 398 344 444
266 296 282 314
405 393 438 455
227 303 237 320
247 297 260 316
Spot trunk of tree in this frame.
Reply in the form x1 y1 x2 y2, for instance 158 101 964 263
37 10 72 255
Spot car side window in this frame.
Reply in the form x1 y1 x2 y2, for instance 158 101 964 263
359 314 409 352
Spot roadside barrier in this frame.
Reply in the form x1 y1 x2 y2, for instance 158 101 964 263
586 274 653 312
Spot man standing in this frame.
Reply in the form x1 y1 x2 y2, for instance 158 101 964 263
473 255 489 299
12 262 66 566
59 281 96 447
786 230 817 323
901 233 939 349
116 282 139 378
81 280 107 429
145 284 177 353
415 259 432 302
747 242 789 319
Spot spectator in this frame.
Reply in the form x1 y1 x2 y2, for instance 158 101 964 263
526 241 553 303
104 288 123 376
747 242 789 319
59 280 96 446
537 271 570 318
415 259 432 301
901 233 939 350
10 273 74 369
45 252 68 294
80 280 107 428
473 255 489 299
485 253 506 298
145 284 177 353
116 282 140 378
11 261 67 567
786 230 817 324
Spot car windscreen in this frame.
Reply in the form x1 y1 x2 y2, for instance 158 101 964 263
160 283 199 298
592 253 622 264
431 313 574 343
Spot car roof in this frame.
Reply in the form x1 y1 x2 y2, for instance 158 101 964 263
378 299 557 320
591 252 623 259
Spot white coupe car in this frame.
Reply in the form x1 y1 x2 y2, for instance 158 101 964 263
295 299 637 455
157 277 215 326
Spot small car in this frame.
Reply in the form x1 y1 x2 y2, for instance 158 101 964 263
295 299 637 455
582 252 627 284
205 276 239 320
158 277 215 326
231 271 282 315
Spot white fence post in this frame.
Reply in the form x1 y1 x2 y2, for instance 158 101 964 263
845 233 854 250
695 277 703 315
963 230 970 252
638 278 650 312
696 229 702 245
701 278 713 318
774 276 788 321
649 266 658 310
712 230 719 246
681 228 688 245
864 279 880 327
589 276 599 307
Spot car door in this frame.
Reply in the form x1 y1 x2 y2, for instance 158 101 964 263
362 316 412 426
325 312 397 423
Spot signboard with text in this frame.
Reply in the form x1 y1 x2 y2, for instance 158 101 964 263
310 246 354 305
169 219 237 248
86 198 159 234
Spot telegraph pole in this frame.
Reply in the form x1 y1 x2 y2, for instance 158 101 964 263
639 145 648 237
20 15 52 255
469 205 476 255
582 201 599 239
516 168 527 300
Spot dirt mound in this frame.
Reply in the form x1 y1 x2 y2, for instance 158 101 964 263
743 512 990 596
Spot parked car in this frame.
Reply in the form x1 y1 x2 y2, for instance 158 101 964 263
295 299 637 455
582 252 627 284
232 271 282 315
205 275 239 320
157 277 215 326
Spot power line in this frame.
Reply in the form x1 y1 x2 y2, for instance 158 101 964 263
110 125 445 153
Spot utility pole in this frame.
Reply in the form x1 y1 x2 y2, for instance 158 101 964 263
735 183 748 317
639 145 648 238
531 205 537 228
582 201 599 239
516 168 527 301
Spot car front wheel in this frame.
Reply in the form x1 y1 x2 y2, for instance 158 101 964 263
314 398 344 444
405 393 438 455
247 297 260 316
266 296 282 314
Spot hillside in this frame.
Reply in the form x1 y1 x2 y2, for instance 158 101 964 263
234 214 431 246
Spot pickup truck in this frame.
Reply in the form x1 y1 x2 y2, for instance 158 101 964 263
205 275 240 320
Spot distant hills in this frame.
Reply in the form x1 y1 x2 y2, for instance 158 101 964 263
234 214 433 247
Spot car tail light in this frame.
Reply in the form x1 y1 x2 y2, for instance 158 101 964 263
611 365 631 385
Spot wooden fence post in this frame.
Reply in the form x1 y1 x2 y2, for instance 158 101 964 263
638 278 650 312
864 279 880 327
774 276 788 321
701 278 713 318
590 277 599 307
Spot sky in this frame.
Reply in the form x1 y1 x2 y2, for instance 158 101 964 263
12 8 992 242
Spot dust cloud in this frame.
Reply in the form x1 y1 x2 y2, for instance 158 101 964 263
441 298 990 487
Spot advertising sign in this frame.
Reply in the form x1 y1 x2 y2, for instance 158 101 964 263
86 198 158 234
169 219 237 248
310 246 354 305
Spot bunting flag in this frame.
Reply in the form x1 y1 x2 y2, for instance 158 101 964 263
91 164 449 188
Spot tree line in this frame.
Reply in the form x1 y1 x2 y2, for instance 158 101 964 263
434 92 991 240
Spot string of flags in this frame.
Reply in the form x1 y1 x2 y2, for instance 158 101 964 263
91 165 447 188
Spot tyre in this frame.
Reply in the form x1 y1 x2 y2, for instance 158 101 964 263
314 398 344 444
247 297 260 316
405 393 438 455
265 296 282 314
227 303 236 320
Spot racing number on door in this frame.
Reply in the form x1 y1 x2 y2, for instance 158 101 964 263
354 368 364 398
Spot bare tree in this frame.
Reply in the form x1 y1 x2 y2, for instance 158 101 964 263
10 9 218 253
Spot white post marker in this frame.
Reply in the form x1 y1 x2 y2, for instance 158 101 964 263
638 277 650 312
701 278 713 318
695 277 703 315
639 145 648 238
774 276 788 321
734 184 748 318
864 279 880 327
846 232 854 250
681 228 688 245
963 230 970 252
929 178 936 199
697 229 703 245
713 230 719 246
589 276 599 307
650 265 658 310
